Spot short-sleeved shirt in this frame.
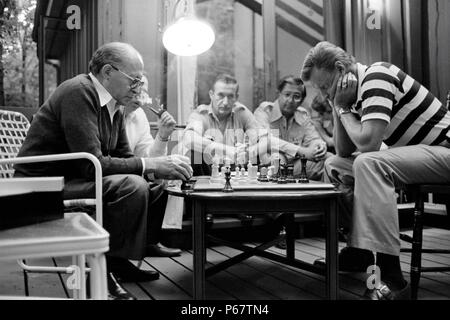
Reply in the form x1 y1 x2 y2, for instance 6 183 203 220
184 102 263 147
254 100 323 157
353 62 450 147
124 107 167 158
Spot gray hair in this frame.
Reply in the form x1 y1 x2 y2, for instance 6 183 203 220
88 42 143 75
301 41 355 81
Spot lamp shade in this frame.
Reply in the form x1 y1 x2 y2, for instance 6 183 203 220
163 17 215 56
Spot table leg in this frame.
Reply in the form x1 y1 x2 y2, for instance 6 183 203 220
77 255 86 300
325 198 338 300
286 213 295 260
192 200 206 300
88 253 107 300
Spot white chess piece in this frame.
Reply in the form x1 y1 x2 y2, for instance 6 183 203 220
240 168 247 182
248 163 258 183
211 163 220 183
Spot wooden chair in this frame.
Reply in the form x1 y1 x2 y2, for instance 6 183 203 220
400 184 450 299
0 110 103 298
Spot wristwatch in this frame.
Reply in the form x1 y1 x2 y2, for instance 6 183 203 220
337 106 352 118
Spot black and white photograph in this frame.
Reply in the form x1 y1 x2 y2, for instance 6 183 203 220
1 0 450 311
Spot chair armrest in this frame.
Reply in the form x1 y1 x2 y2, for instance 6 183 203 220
0 152 103 226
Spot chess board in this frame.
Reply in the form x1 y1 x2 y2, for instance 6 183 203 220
192 176 335 191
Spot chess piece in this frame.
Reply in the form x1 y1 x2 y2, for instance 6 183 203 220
277 163 287 184
258 167 269 182
211 163 221 183
286 163 295 183
181 178 196 192
247 162 258 183
220 166 227 178
270 158 280 182
240 167 247 183
298 155 309 183
235 166 241 181
222 166 233 192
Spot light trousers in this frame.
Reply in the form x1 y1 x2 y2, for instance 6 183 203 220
324 145 450 256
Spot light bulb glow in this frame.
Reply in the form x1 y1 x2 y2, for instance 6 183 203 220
163 17 215 56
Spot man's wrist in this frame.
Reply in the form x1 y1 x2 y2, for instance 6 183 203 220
336 106 352 118
143 158 157 174
157 133 170 142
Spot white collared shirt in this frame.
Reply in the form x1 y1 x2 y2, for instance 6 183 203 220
89 72 146 175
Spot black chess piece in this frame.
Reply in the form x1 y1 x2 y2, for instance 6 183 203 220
222 166 233 193
286 163 295 183
298 156 309 183
181 178 196 192
258 167 269 182
277 163 287 184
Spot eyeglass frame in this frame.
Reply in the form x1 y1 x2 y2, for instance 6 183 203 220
109 64 144 90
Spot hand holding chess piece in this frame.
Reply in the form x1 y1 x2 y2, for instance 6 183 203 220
298 155 309 183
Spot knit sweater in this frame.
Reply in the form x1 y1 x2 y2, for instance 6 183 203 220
14 74 143 180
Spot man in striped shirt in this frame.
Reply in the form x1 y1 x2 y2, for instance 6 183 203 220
301 41 450 300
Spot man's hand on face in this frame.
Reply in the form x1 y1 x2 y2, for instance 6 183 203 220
333 72 358 109
158 111 177 140
145 155 193 181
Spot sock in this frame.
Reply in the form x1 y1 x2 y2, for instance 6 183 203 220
376 252 406 289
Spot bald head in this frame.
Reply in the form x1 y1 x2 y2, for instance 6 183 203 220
89 42 144 76
90 42 145 106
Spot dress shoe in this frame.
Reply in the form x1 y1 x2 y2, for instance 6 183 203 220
107 257 160 282
107 272 136 300
362 281 411 300
275 239 287 250
238 214 254 226
146 243 182 257
313 246 374 272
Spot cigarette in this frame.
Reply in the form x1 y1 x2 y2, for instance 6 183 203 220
149 106 166 117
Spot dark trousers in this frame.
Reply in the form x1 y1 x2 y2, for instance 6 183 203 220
64 174 167 260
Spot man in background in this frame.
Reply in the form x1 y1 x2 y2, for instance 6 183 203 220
254 75 329 181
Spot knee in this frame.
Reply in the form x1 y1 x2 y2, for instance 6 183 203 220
114 175 149 198
324 155 342 175
353 153 381 176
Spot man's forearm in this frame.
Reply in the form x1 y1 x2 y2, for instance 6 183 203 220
183 130 234 161
333 110 356 157
267 135 300 158
148 134 168 157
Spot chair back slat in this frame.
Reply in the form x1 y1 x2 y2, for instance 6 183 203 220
0 110 30 178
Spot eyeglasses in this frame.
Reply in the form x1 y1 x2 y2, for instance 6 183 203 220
281 92 304 102
109 64 144 90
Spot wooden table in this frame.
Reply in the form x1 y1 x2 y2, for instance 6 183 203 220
0 212 109 299
168 182 342 300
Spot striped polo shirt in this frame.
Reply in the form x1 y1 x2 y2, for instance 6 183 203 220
354 62 450 147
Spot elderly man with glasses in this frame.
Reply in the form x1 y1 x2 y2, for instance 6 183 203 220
14 42 193 300
254 75 329 181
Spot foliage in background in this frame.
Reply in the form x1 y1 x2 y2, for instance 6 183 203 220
0 0 17 105
1 0 39 108
196 0 235 105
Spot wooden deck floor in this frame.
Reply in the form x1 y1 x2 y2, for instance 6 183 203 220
1 227 450 300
